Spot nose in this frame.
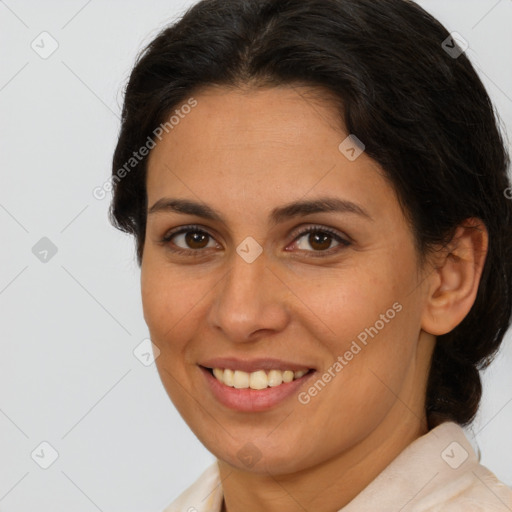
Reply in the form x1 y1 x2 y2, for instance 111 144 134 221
207 247 291 343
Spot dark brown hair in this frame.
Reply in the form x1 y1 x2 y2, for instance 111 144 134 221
110 0 512 427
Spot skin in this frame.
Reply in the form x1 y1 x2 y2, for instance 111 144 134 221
141 85 488 512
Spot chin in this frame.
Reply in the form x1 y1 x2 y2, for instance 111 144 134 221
205 432 317 475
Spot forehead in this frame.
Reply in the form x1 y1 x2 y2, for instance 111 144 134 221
145 85 396 224
149 85 341 163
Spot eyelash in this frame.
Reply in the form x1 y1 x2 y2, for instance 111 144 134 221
160 224 352 258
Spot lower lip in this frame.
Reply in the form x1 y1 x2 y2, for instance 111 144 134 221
200 366 315 412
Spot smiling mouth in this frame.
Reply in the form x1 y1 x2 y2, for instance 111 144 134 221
203 366 314 390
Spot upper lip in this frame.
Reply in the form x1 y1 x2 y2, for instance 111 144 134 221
199 357 314 373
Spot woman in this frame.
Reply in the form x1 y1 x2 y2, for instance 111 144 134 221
110 0 512 510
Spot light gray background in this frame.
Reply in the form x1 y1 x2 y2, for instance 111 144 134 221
0 1 511 511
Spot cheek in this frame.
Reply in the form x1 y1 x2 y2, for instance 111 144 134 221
141 266 166 334
140 263 204 407
141 262 184 343
293 264 403 351
298 246 421 386
140 260 212 353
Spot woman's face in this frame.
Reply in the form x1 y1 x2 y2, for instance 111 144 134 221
142 85 435 475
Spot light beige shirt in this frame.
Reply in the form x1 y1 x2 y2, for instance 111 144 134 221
163 421 512 511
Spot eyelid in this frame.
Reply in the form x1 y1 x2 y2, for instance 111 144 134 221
161 224 213 242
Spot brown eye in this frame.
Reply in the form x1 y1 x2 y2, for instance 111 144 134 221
183 231 210 249
291 226 351 255
306 232 333 251
162 227 217 252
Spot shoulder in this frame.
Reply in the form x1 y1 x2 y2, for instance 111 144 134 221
416 465 512 511
161 462 223 512
410 423 512 511
343 421 512 512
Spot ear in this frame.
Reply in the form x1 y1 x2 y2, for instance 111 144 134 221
421 218 488 336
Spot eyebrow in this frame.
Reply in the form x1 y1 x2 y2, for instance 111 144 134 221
148 196 372 225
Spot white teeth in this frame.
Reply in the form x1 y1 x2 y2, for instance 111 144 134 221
223 368 234 387
282 370 294 383
267 369 283 387
211 367 310 389
249 370 268 390
233 370 249 389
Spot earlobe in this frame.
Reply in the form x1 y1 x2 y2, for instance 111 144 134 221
421 218 488 336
